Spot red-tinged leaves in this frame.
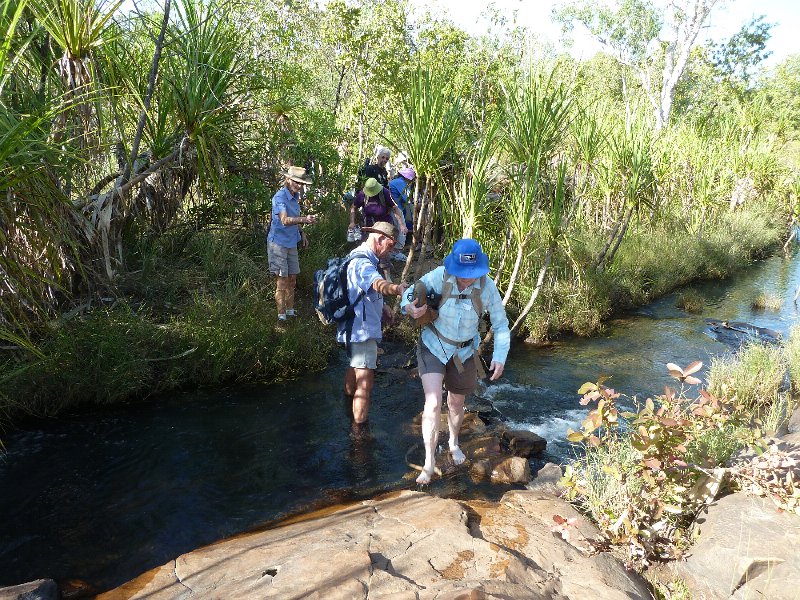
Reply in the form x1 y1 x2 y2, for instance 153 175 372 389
588 434 601 447
644 457 661 470
684 361 703 376
673 459 688 468
684 376 702 386
660 418 679 427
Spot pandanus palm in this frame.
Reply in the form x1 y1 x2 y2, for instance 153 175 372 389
594 113 658 271
498 67 573 306
389 64 462 283
442 121 500 240
28 0 123 143
1 0 82 352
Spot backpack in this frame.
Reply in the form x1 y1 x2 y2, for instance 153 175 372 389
313 250 371 328
365 187 388 208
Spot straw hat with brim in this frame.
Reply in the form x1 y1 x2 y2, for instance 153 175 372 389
361 221 397 241
285 166 313 185
444 238 490 278
363 177 383 197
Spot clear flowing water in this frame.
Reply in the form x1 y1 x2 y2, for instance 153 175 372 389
1 251 799 592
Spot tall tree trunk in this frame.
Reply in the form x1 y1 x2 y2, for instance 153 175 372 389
501 234 527 306
399 177 427 284
124 0 171 184
604 203 635 267
509 244 554 336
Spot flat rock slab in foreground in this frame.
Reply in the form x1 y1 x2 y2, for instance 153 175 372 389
98 490 650 599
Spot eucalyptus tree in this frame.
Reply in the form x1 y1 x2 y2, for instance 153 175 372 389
389 64 462 283
555 0 726 130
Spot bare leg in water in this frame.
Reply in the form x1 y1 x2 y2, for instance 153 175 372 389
345 367 374 424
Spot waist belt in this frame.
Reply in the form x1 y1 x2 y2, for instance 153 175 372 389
426 323 486 379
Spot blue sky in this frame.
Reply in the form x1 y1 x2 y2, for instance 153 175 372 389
412 0 799 67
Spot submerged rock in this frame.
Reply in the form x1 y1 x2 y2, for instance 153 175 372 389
706 320 781 348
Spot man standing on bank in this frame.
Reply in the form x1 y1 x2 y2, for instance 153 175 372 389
401 239 510 484
267 166 317 324
341 221 408 429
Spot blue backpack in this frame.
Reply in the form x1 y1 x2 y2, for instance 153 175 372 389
313 250 371 329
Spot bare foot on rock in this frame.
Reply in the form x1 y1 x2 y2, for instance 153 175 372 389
416 465 435 485
450 446 466 465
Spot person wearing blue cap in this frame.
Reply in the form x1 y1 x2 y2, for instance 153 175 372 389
401 238 510 484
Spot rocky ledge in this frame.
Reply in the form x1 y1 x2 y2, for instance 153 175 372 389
96 486 650 600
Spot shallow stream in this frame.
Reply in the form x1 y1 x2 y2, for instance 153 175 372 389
2 251 799 591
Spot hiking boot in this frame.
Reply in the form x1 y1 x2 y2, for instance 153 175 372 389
285 309 297 317
352 225 361 242
346 227 356 242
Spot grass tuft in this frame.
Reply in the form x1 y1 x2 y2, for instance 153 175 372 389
751 291 783 311
707 342 785 409
675 290 705 313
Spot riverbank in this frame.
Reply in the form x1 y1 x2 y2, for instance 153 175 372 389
0 204 788 429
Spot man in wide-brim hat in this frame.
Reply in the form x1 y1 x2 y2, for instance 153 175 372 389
339 221 408 432
267 166 317 324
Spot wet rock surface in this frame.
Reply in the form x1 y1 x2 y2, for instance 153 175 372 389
95 489 651 600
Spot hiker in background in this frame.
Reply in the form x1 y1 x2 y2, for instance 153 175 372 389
267 166 317 324
388 166 416 251
361 146 391 187
350 178 406 239
341 221 407 433
400 239 510 484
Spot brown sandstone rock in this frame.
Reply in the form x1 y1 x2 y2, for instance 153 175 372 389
673 492 800 600
501 429 547 457
528 462 566 496
98 490 650 600
490 457 531 484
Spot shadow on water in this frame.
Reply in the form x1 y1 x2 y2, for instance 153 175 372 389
2 251 800 590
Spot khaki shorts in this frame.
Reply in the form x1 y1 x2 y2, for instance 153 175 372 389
348 339 378 370
267 242 300 277
416 341 477 396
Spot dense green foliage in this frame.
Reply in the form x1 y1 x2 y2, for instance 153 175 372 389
1 0 799 422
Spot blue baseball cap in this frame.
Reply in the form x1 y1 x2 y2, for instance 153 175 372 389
443 239 490 278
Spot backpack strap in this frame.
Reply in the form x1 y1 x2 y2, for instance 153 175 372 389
439 271 486 316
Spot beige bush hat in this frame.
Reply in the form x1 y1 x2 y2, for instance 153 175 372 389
361 221 397 241
284 166 313 185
